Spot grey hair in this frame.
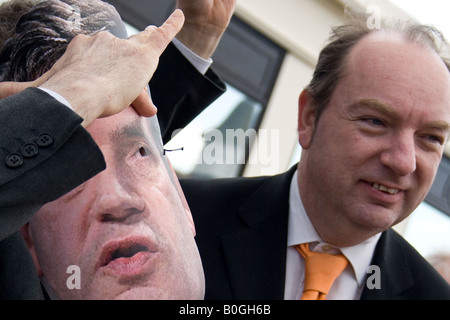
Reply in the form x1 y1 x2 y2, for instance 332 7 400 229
0 0 46 49
0 0 127 82
305 9 450 124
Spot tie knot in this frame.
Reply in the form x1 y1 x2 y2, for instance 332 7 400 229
296 243 349 299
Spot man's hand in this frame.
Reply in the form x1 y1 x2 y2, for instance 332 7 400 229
176 0 236 59
0 9 185 127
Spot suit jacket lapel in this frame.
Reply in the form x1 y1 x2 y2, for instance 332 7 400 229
221 166 297 299
361 229 415 299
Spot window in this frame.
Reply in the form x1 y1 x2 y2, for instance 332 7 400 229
165 84 263 178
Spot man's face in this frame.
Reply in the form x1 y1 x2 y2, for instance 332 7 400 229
25 107 204 299
298 32 450 246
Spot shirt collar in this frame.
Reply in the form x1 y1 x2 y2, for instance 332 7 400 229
287 169 381 287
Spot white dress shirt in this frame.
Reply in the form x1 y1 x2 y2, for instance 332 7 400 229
172 38 213 75
284 170 381 300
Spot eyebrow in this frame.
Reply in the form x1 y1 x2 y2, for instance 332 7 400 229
350 99 398 118
110 120 163 158
351 99 450 132
111 121 148 142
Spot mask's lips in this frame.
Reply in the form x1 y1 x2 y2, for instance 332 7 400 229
99 237 155 268
110 244 149 262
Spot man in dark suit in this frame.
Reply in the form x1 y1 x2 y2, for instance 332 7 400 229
0 0 230 299
183 12 450 299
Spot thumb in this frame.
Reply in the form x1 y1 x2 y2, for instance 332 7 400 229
132 89 158 117
0 81 35 99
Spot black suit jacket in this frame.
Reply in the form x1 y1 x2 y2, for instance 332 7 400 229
150 43 226 140
182 165 450 300
0 88 106 299
0 45 225 300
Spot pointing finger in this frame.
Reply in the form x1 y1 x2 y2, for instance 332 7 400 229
131 9 185 53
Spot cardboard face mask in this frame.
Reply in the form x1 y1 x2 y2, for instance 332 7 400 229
28 105 203 300
0 0 204 300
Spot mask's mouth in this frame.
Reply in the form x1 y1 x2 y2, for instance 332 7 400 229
99 237 155 268
108 244 150 264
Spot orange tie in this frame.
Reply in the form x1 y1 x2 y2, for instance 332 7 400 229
295 243 348 300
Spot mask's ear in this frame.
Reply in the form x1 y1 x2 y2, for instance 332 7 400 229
20 223 43 276
298 89 316 150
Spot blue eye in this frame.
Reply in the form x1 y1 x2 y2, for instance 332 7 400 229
425 135 444 145
367 118 384 126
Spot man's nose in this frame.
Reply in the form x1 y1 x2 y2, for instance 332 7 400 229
380 133 417 176
90 169 146 223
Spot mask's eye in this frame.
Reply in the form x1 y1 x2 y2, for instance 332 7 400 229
138 146 149 157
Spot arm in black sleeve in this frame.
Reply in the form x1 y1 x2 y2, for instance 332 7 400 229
0 88 106 299
0 88 106 241
150 42 226 144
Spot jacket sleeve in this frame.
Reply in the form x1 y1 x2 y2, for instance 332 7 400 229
150 42 227 145
0 87 106 241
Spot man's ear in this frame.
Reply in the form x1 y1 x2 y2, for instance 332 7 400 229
297 89 316 150
20 223 43 277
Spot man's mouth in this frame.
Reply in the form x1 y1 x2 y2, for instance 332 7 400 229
370 182 400 195
98 237 157 277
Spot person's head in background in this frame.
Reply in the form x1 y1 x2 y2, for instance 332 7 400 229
296 10 450 247
0 0 204 299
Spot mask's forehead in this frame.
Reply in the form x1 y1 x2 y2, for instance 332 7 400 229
108 20 128 39
96 4 128 39
145 86 181 187
143 87 162 150
147 116 164 153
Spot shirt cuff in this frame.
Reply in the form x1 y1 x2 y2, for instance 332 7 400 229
172 37 213 75
38 87 73 110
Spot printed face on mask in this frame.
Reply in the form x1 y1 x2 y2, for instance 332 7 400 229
23 107 205 300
